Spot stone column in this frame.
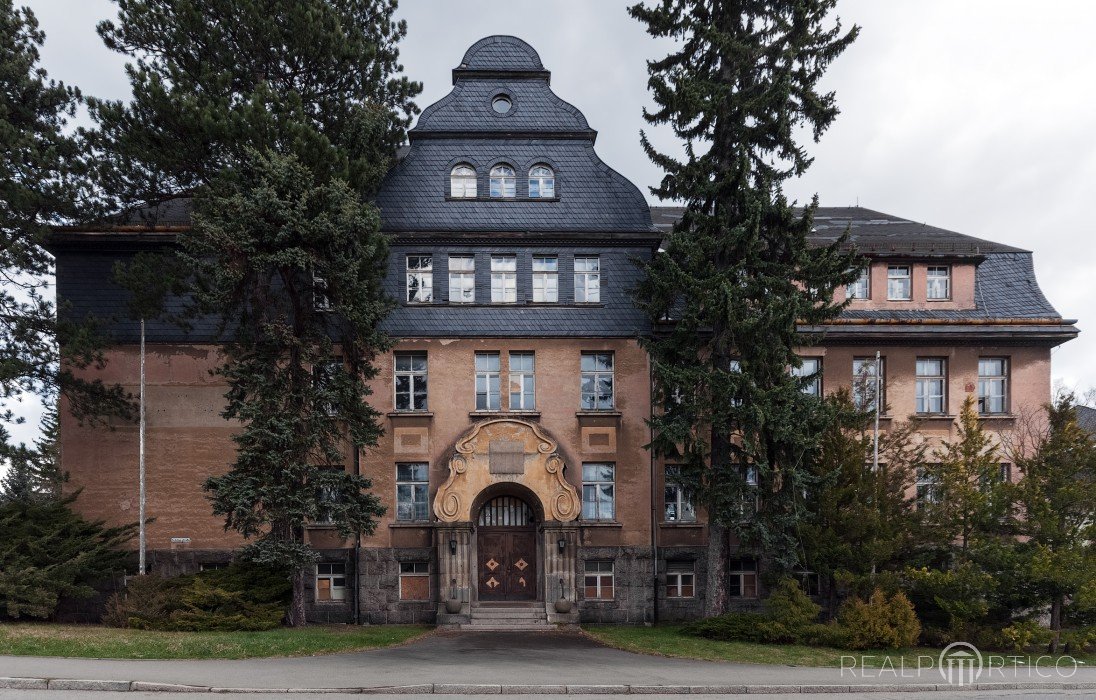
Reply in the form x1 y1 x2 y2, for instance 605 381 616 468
436 522 473 622
542 522 580 623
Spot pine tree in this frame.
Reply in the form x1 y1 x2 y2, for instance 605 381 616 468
90 1 420 625
0 0 130 466
1 402 64 503
629 0 860 612
1009 394 1096 648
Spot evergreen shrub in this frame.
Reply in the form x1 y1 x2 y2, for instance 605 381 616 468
838 588 921 650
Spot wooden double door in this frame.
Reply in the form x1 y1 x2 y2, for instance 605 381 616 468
477 527 537 601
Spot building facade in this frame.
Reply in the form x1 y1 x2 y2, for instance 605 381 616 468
49 36 1077 627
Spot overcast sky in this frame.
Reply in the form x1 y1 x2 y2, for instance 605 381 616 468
8 0 1095 450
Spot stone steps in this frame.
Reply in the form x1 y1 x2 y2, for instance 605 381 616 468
462 601 552 631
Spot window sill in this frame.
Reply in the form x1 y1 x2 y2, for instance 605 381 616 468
469 410 541 419
314 600 350 605
444 195 561 203
913 413 956 421
660 522 703 528
413 301 605 309
580 520 623 528
978 413 1015 420
390 521 432 528
388 411 433 418
576 410 622 418
306 523 337 529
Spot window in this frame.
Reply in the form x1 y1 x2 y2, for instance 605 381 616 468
475 352 501 411
887 265 911 300
847 267 870 300
580 352 614 410
315 563 346 602
394 352 427 411
738 465 760 516
396 462 429 521
528 165 555 198
508 351 535 410
312 358 342 417
584 560 614 600
794 357 822 397
450 165 477 198
582 463 615 520
489 165 516 198
999 463 1012 483
666 561 695 598
490 255 517 303
532 255 559 302
664 466 696 523
574 255 601 303
448 255 475 303
728 559 758 598
915 467 939 509
978 358 1009 414
915 358 946 414
399 562 429 600
313 270 330 311
853 357 885 412
406 255 433 303
927 266 951 300
491 95 512 114
796 570 820 597
314 465 342 525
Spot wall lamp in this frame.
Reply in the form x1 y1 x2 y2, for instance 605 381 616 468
557 538 567 553
449 539 458 555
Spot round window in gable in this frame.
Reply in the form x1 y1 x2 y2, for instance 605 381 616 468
491 95 512 114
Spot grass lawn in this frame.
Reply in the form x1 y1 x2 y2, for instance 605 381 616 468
0 623 431 659
584 624 1095 669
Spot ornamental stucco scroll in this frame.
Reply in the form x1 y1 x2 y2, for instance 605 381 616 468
432 418 580 523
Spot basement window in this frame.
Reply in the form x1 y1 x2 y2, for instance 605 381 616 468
315 562 346 602
399 562 429 601
665 561 695 598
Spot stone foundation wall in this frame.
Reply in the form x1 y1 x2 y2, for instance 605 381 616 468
357 546 437 625
577 546 654 624
656 545 707 622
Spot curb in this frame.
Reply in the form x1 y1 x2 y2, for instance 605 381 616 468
2 677 1095 694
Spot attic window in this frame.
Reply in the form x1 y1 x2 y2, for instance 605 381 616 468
528 165 555 198
489 165 516 198
450 165 477 198
491 95 512 114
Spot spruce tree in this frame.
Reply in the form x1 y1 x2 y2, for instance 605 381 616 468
90 1 419 625
1 403 63 503
1009 394 1096 647
630 0 860 612
0 0 130 465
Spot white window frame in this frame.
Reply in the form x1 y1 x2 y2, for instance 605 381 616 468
406 255 433 303
312 358 342 417
399 562 430 601
475 352 501 411
450 165 477 198
532 255 559 303
915 358 946 415
665 561 695 598
978 357 1009 415
312 270 330 311
448 254 476 304
581 462 615 521
794 357 823 397
394 352 427 412
583 560 614 600
489 165 516 198
528 165 555 198
574 255 601 303
886 264 911 301
314 465 342 525
847 267 870 300
396 462 429 521
915 467 940 509
853 357 885 412
664 465 696 523
490 255 517 303
508 351 535 410
315 562 347 602
580 352 615 410
926 265 951 300
728 559 758 598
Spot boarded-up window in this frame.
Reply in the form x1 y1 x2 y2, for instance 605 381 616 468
316 562 346 602
400 562 429 600
489 440 525 474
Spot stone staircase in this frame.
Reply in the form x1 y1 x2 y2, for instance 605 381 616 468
461 601 552 631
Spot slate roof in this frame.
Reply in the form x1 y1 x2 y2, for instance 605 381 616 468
1078 405 1096 435
376 36 654 235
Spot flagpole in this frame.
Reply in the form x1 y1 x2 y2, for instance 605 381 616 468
139 317 147 575
872 350 881 472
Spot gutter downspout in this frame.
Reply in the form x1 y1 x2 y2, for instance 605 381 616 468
649 355 659 625
353 444 362 625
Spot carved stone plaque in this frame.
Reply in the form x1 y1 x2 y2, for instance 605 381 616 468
489 440 525 474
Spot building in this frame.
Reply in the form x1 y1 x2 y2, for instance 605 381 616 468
48 35 1077 627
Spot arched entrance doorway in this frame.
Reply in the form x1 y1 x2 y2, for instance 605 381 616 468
476 495 537 601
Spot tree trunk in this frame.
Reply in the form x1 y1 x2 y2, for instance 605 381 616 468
705 523 729 617
287 567 308 627
1048 593 1064 653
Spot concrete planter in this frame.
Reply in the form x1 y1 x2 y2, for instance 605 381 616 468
554 597 573 614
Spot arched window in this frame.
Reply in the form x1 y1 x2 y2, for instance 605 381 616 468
528 165 555 198
450 165 477 198
489 165 516 198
